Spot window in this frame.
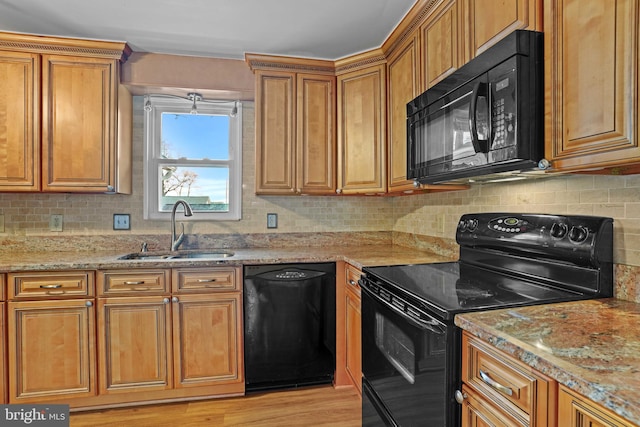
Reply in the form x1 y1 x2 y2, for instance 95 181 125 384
143 95 242 220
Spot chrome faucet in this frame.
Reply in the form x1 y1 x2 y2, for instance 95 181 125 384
170 200 193 251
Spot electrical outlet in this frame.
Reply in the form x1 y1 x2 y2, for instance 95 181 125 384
113 214 131 230
267 213 278 229
435 214 445 233
50 214 63 232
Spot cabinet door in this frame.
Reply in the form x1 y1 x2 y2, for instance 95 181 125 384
98 296 172 393
0 50 40 191
172 293 243 388
387 33 421 193
544 0 640 172
421 0 464 89
296 73 336 194
255 70 296 195
41 54 119 192
337 64 387 194
8 299 96 402
465 0 542 57
558 385 635 427
345 278 361 395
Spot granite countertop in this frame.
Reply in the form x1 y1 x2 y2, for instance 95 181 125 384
0 244 453 272
455 299 640 425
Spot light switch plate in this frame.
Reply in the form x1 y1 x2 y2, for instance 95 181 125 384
113 214 130 230
267 213 278 229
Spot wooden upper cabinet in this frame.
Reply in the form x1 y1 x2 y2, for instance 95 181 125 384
254 70 296 194
247 55 336 195
0 32 131 193
464 0 542 58
387 33 421 193
421 0 465 89
0 51 39 191
544 0 640 173
337 59 387 194
42 55 118 192
296 73 336 194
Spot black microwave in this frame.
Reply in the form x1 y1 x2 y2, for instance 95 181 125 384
407 30 545 184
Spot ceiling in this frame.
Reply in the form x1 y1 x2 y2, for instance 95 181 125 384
0 0 418 60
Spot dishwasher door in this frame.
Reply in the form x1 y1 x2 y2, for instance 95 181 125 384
243 263 336 391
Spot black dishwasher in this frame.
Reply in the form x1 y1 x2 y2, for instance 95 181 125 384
243 263 336 392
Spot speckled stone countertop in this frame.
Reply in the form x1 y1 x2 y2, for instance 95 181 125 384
455 299 640 426
0 244 453 272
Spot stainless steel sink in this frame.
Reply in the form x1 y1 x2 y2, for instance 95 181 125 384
118 250 235 260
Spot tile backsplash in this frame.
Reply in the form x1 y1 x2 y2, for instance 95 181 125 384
0 97 639 272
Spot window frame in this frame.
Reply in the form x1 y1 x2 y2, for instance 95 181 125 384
143 95 243 221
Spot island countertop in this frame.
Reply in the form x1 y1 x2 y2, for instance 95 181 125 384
455 298 640 426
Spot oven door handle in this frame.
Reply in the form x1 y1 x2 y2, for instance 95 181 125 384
360 281 446 335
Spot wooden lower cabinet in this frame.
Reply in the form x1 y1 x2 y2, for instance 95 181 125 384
98 296 173 393
558 385 636 427
460 332 556 426
95 267 244 407
461 384 526 427
7 299 96 403
172 293 242 388
0 301 6 404
344 267 361 395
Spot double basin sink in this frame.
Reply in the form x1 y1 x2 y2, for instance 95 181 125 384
118 250 235 261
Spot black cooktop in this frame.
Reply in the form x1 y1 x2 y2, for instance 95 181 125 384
363 261 585 320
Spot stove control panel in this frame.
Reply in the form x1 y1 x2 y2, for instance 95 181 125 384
456 213 613 266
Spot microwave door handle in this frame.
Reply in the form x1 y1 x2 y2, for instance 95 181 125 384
469 81 489 153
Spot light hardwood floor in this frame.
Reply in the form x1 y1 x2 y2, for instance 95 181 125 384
70 386 361 427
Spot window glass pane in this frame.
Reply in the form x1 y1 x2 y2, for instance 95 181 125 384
161 113 230 160
160 166 230 212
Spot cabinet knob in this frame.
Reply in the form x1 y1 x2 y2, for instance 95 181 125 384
172 296 179 303
85 301 93 307
163 298 170 304
454 390 467 404
336 188 342 194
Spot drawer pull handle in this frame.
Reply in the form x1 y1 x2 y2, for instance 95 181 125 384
40 284 62 289
124 281 145 285
197 279 217 283
348 280 357 286
479 370 513 396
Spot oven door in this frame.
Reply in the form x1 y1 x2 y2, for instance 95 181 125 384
361 278 456 427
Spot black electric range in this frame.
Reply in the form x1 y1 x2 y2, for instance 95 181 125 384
360 213 613 427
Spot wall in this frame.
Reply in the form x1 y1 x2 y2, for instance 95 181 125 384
393 175 640 267
0 97 638 268
0 97 394 239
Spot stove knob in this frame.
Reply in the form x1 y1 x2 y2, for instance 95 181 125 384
569 226 589 243
550 223 568 238
458 220 467 231
466 219 478 231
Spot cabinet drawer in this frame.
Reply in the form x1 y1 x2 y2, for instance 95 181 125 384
98 270 170 296
345 264 361 294
462 333 550 422
172 268 239 293
8 271 94 299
